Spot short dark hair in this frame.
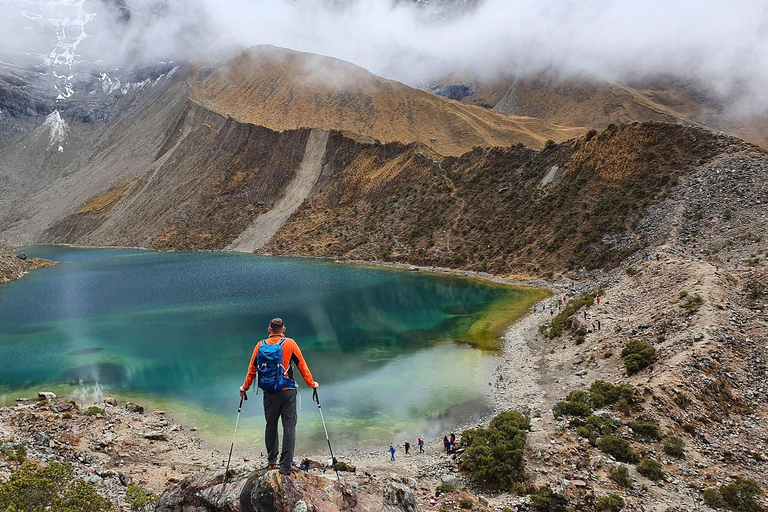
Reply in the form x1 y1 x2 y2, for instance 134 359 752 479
269 318 284 331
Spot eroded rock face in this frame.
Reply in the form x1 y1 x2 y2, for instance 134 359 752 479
157 468 418 512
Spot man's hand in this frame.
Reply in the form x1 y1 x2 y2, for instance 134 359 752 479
239 386 248 400
312 385 319 404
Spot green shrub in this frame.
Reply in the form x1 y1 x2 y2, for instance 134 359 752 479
459 411 529 488
85 406 106 417
636 459 664 481
680 294 704 314
621 340 656 375
125 484 159 511
531 486 568 512
575 416 616 445
744 280 768 301
625 266 637 276
567 390 590 403
598 436 639 463
609 465 632 488
704 487 725 509
0 442 27 463
436 482 455 493
627 417 660 440
588 381 635 408
596 494 625 512
604 350 613 358
459 498 473 509
0 461 114 511
720 478 764 512
662 437 685 458
552 400 591 418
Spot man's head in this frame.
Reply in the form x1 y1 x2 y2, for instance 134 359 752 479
268 317 285 334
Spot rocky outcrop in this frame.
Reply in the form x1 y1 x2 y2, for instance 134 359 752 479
0 249 56 283
157 468 418 512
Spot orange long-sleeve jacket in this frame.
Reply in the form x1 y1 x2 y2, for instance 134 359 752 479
242 333 317 391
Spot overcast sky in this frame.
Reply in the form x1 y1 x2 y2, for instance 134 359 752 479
3 0 768 111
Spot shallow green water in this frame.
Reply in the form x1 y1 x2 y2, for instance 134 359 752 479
0 246 544 451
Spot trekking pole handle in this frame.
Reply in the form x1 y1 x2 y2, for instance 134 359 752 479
312 388 319 404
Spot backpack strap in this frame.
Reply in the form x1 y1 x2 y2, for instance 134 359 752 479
278 337 286 345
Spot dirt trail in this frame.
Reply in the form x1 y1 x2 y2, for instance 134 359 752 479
228 129 329 253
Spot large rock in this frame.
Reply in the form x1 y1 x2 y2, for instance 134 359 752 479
157 467 418 512
38 392 56 401
125 402 144 414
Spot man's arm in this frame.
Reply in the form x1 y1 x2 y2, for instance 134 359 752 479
241 343 261 390
287 340 318 388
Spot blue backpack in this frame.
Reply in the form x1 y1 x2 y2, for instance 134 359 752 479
256 338 296 393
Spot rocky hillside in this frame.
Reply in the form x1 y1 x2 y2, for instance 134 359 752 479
433 73 768 150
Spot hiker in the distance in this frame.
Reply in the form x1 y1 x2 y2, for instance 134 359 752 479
390 445 396 461
239 318 319 476
418 437 424 453
404 441 411 455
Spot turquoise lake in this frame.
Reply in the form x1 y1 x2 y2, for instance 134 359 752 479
0 246 544 451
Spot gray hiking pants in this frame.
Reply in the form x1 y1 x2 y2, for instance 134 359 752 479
263 388 297 472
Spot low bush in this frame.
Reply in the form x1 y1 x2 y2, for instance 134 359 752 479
599 436 639 463
627 417 660 440
680 294 704 314
0 442 27 463
460 411 529 488
720 478 764 511
621 340 656 375
703 487 726 509
636 459 664 481
85 406 106 417
531 486 568 512
436 482 455 493
596 494 625 512
459 498 473 509
744 280 768 301
609 465 632 488
588 381 635 408
552 400 591 418
575 416 616 445
662 437 685 458
0 461 114 511
674 393 692 408
125 484 159 511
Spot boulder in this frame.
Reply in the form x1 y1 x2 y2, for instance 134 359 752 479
157 467 419 512
55 401 75 413
38 392 56 401
125 402 144 414
143 432 168 441
104 397 118 406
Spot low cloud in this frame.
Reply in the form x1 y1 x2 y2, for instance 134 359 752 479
4 0 768 112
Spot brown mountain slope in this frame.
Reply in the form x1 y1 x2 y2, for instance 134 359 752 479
189 46 585 157
444 74 768 149
262 123 762 275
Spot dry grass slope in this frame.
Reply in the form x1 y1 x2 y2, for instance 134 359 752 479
190 46 585 157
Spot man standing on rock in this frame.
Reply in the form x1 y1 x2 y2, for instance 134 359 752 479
240 318 319 476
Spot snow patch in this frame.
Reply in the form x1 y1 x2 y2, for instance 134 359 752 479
43 110 68 150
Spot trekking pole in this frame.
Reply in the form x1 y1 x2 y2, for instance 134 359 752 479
313 388 340 481
220 390 247 501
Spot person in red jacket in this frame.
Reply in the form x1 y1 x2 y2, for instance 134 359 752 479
240 318 318 475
